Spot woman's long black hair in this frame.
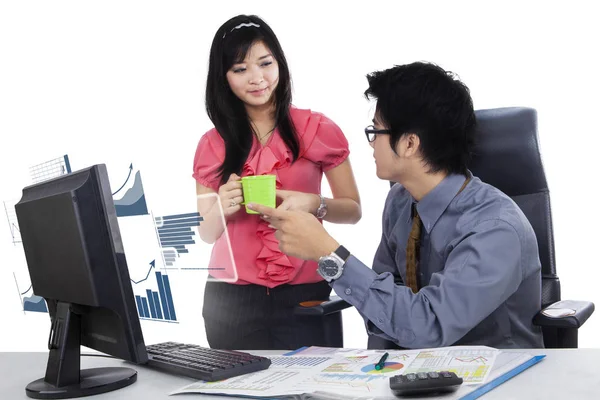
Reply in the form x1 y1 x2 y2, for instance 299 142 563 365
205 14 299 185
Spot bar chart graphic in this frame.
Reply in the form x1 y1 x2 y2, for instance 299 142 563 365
131 261 178 322
270 356 331 369
154 212 203 267
29 154 72 184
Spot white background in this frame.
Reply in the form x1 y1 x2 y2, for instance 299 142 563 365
0 0 598 351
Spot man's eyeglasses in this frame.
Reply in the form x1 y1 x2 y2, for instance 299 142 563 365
364 125 392 143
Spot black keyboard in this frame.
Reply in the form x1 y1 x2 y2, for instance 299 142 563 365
144 342 271 381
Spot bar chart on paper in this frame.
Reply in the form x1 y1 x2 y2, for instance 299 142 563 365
131 261 178 323
403 348 498 384
270 356 331 369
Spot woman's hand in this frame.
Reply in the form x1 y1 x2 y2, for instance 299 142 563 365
276 189 320 214
218 174 244 218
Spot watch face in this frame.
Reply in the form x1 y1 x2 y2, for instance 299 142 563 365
320 258 339 278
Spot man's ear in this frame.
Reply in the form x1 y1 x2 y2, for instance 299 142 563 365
404 133 420 157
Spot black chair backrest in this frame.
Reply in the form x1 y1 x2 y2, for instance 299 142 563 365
469 107 560 308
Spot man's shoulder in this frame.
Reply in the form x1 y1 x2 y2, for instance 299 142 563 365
459 177 534 238
457 177 542 278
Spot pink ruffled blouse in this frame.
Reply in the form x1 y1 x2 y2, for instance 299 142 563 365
192 107 350 287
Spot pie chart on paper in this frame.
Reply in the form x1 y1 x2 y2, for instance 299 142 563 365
361 362 404 374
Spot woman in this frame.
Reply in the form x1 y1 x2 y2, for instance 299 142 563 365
193 14 361 350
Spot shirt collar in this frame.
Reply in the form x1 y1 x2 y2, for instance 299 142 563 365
415 171 472 234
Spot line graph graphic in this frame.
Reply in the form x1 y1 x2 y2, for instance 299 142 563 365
344 356 369 363
131 260 158 284
113 164 149 217
454 356 489 364
29 154 72 184
3 200 22 244
391 354 411 361
112 163 133 196
301 373 387 392
21 285 32 295
131 260 178 322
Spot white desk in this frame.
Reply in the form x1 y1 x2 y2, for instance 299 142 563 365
1 349 600 399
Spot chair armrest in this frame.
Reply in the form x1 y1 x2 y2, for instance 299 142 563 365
294 296 352 316
533 300 595 329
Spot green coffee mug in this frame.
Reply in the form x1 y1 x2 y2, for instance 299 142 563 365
241 175 276 214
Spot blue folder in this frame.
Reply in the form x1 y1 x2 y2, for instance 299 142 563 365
459 354 546 400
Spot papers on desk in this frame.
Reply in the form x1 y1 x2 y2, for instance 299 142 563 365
170 345 505 399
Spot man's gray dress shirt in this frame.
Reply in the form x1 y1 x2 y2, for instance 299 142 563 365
332 172 544 349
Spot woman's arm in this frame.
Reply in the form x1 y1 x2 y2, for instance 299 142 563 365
276 159 361 224
321 158 361 224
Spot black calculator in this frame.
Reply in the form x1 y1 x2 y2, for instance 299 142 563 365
389 371 463 396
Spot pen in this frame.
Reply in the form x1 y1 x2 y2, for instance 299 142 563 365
374 352 389 370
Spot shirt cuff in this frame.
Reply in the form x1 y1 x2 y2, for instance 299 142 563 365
331 255 377 309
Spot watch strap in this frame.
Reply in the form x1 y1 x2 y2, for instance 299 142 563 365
334 245 350 262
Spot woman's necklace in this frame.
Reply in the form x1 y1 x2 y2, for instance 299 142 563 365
254 125 276 142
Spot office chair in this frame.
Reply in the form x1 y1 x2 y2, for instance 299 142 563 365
467 107 594 348
295 107 594 349
294 298 349 348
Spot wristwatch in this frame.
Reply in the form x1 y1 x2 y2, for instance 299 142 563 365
315 194 327 219
317 245 350 282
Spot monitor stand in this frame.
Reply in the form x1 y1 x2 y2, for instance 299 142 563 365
25 302 137 399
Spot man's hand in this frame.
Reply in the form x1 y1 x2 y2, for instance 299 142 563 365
247 203 339 261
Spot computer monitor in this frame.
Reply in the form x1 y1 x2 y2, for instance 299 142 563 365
15 164 148 399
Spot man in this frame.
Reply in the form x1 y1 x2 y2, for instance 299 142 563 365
248 62 544 349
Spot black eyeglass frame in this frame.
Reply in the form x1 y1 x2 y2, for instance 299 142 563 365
364 125 392 142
